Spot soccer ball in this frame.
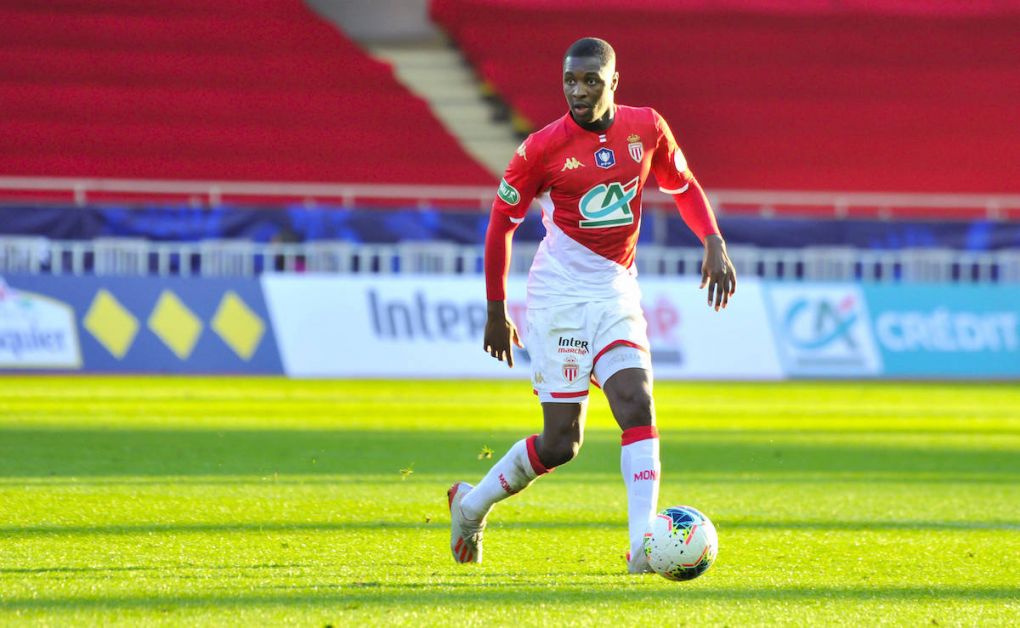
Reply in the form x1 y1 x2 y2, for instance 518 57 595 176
643 506 718 581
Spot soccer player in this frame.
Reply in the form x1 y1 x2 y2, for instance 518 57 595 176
448 37 736 572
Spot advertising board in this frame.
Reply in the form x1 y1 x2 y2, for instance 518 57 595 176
764 283 882 377
863 284 1020 377
262 275 782 380
0 275 282 373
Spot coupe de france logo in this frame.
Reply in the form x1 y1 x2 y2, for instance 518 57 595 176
578 176 639 229
594 147 616 169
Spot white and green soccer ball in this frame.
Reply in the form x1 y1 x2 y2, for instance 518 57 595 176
643 506 718 581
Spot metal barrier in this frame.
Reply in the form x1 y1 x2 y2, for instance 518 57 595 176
1 236 1017 282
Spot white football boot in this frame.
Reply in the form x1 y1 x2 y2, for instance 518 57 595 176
447 482 485 564
626 540 655 574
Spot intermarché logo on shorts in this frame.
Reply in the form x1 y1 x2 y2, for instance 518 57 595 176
557 336 589 355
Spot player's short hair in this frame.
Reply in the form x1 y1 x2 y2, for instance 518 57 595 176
564 37 616 69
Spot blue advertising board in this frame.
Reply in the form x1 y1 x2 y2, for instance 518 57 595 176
764 282 1020 379
0 274 283 374
862 284 1020 377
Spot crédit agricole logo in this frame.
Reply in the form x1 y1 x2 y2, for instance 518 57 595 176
578 176 639 228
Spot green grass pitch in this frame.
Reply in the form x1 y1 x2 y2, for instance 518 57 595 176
1 377 1019 625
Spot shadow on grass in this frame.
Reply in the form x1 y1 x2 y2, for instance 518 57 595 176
2 518 1018 538
2 584 1018 612
1 429 1018 479
3 471 1019 488
0 563 313 575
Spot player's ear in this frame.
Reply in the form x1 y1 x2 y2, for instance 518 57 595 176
610 71 619 92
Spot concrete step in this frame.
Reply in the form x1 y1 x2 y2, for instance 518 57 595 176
373 48 465 67
368 40 519 177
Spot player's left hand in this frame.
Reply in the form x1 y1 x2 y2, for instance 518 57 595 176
484 300 524 368
700 234 736 311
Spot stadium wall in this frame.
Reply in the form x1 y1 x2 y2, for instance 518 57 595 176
3 204 1020 250
2 274 1018 379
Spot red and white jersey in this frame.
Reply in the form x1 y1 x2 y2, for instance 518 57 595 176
493 105 694 308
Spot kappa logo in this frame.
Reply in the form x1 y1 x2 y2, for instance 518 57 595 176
516 142 527 161
497 178 520 205
534 372 544 384
578 176 639 228
561 157 585 171
594 147 616 169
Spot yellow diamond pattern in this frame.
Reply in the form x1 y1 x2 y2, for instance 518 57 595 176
83 289 139 359
148 290 202 360
211 291 265 361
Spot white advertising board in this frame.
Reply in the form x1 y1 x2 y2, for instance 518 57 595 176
637 278 782 379
262 275 781 380
763 283 882 377
0 278 81 369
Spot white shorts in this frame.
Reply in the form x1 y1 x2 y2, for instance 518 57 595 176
526 299 652 403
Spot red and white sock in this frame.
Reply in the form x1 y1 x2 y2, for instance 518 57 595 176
460 434 550 521
621 426 661 559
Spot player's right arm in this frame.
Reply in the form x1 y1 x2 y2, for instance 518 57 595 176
484 137 544 368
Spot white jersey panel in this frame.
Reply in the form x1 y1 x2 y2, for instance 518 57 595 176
526 193 642 309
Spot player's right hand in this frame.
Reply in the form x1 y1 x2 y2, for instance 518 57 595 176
484 300 523 368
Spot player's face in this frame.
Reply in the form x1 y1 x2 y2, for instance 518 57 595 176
563 56 618 125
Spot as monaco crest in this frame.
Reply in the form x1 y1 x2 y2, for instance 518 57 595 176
627 134 643 163
562 356 579 383
628 141 643 163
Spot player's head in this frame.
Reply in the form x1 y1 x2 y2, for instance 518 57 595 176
563 37 618 126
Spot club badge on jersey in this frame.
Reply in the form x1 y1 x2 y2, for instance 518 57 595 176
594 147 616 169
628 134 643 163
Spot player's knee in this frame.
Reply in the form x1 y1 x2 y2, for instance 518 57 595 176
538 430 582 468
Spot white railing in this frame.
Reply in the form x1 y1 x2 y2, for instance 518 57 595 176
1 237 1018 283
2 176 1020 220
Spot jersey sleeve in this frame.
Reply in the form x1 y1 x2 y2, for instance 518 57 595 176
650 109 695 194
492 134 545 223
484 209 520 301
671 177 720 243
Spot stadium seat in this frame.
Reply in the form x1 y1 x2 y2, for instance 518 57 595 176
432 0 1020 194
0 0 494 185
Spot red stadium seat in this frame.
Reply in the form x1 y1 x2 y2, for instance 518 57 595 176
432 0 1020 194
0 0 494 185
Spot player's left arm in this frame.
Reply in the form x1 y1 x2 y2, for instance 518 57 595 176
650 110 736 311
